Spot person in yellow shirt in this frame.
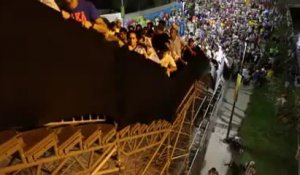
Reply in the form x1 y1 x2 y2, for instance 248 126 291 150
245 0 251 6
266 69 274 80
249 20 256 28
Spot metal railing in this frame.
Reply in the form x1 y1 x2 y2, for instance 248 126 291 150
187 84 224 174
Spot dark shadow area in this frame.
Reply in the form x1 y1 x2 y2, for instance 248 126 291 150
290 8 300 21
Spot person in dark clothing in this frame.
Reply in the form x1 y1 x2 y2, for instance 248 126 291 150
135 24 143 33
152 34 170 59
208 167 219 175
146 21 155 37
117 27 128 47
225 161 243 175
183 38 196 64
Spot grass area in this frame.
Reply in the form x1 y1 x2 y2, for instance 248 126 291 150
238 85 298 175
230 1 300 174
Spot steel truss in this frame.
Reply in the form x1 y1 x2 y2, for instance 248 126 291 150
0 80 215 175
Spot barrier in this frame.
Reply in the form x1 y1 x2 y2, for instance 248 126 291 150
124 2 182 27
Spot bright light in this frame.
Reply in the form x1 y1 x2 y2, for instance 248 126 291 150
297 34 300 49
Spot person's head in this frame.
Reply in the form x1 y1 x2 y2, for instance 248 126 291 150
136 24 142 32
147 22 154 30
156 24 165 34
188 38 195 47
170 27 178 40
109 22 117 31
152 33 170 57
63 0 79 9
209 167 217 172
128 31 138 47
157 20 166 31
128 25 135 32
249 161 255 166
146 27 154 38
142 27 148 36
171 23 179 31
119 27 128 41
135 30 143 43
116 19 122 28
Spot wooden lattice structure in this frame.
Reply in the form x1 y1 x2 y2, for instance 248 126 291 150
0 80 222 175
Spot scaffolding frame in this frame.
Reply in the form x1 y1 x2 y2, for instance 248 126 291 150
0 81 209 175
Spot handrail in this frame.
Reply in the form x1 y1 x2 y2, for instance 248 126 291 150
189 96 209 151
192 96 208 124
44 115 106 127
186 84 223 174
187 120 210 175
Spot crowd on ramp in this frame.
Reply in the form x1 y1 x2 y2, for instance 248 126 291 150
40 0 281 83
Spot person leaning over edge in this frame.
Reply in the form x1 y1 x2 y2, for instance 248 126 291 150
60 0 109 35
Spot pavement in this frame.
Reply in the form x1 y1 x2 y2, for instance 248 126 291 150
198 81 253 175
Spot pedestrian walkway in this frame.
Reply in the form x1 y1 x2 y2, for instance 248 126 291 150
199 82 253 175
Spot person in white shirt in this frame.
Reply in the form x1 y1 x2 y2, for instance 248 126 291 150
242 67 250 80
140 36 161 64
169 27 185 61
169 27 196 62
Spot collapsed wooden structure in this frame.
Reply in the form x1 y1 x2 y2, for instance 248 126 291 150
0 81 223 175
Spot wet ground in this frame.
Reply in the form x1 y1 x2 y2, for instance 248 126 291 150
189 82 253 175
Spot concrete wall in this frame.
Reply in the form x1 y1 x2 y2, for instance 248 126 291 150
124 2 180 20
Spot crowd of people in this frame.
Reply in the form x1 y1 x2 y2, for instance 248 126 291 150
39 0 281 81
185 0 281 86
39 0 202 77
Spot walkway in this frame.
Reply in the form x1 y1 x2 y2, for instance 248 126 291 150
198 82 253 175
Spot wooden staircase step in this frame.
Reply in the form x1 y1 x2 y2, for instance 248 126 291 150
55 126 82 155
0 130 25 163
21 128 57 162
78 124 101 149
99 124 116 144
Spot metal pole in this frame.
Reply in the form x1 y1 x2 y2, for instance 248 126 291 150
120 0 124 15
225 42 247 140
240 42 248 72
121 0 125 26
226 99 236 139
